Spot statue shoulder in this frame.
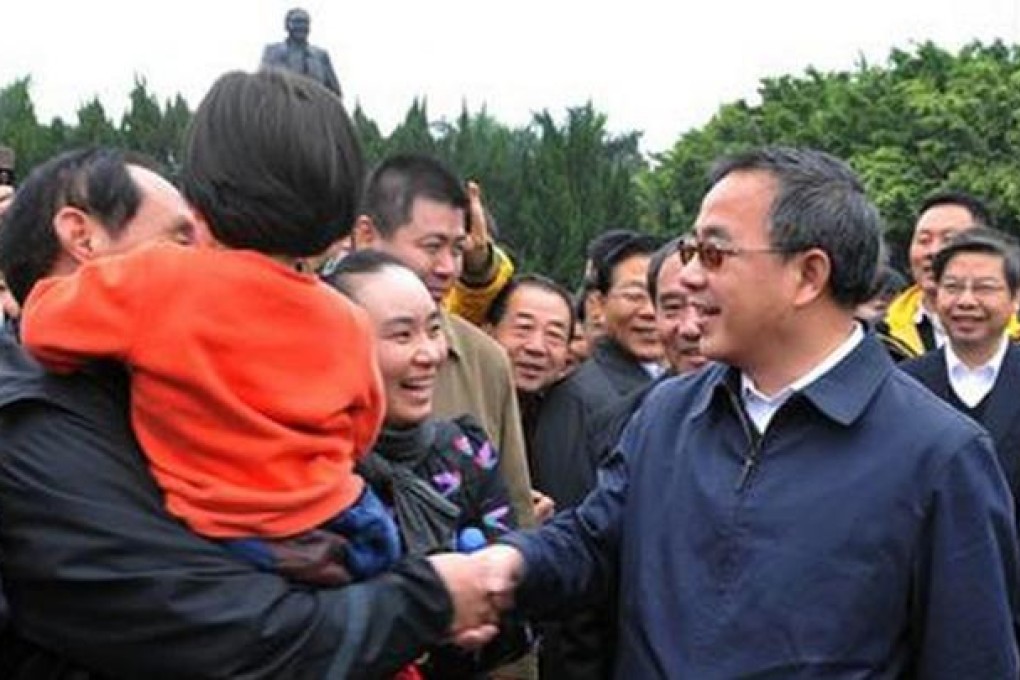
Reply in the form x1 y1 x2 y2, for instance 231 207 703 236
309 44 333 60
261 42 288 63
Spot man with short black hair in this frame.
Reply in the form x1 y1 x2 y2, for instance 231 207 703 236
353 153 536 679
480 147 1019 678
530 231 662 510
902 227 1020 516
485 274 574 479
354 154 534 530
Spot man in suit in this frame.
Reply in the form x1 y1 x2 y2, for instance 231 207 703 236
901 226 1020 506
523 232 662 680
261 8 342 98
530 231 662 510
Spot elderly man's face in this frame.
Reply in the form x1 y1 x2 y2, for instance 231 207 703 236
490 284 572 393
655 252 706 374
936 251 1020 360
600 254 662 362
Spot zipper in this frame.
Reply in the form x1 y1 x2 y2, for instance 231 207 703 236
724 386 763 492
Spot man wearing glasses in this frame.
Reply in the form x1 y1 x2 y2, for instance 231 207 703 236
476 147 1018 678
878 190 1020 360
527 230 661 680
902 227 1020 520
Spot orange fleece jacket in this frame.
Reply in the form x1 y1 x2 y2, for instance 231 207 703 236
22 243 384 539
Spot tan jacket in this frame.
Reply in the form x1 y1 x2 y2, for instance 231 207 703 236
434 311 535 530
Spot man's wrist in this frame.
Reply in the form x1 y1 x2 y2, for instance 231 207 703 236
461 242 496 286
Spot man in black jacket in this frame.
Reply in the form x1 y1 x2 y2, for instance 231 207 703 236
0 147 496 678
526 232 661 680
485 274 575 478
530 232 662 510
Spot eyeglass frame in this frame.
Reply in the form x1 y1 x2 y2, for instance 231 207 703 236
675 235 801 270
936 278 1011 300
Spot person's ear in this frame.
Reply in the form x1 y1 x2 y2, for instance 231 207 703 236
792 248 831 307
352 215 381 251
586 289 606 326
53 206 111 263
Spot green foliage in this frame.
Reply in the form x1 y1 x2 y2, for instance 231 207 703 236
0 77 646 286
12 40 1018 283
73 98 120 148
644 40 1020 266
0 77 52 173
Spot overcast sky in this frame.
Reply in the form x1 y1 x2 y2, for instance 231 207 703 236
2 0 1018 155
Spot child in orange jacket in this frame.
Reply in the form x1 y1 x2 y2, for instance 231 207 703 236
21 69 400 586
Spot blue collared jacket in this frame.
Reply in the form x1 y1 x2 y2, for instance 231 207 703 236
507 336 1020 678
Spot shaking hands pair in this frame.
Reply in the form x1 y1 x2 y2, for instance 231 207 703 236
427 544 525 648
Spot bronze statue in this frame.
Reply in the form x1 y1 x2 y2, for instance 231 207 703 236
260 8 342 98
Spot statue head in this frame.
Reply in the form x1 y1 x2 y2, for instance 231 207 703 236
284 8 310 43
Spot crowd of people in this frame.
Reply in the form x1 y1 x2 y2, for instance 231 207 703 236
0 46 1017 680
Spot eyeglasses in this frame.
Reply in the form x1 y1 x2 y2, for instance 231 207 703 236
676 236 795 270
938 279 1009 299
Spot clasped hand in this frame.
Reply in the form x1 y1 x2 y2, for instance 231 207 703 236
426 545 524 648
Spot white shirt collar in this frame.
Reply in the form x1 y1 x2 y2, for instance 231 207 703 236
944 335 1009 408
641 361 666 379
741 323 865 434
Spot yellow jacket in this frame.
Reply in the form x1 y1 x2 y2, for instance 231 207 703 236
882 284 1020 359
443 244 515 326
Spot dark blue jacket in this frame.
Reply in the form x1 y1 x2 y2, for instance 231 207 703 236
506 335 1020 678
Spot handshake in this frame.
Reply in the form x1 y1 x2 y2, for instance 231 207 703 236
427 544 526 647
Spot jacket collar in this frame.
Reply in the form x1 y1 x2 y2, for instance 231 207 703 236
438 309 466 361
0 328 48 407
0 328 129 411
592 336 652 375
690 334 894 427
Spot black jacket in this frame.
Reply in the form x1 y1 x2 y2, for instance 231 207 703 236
0 331 452 679
528 338 653 680
901 344 1020 506
531 337 653 509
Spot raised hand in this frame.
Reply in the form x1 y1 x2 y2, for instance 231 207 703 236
461 181 492 279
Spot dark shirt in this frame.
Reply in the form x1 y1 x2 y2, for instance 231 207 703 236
0 331 451 679
506 336 1020 678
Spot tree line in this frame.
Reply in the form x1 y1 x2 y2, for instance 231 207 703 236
3 40 1020 283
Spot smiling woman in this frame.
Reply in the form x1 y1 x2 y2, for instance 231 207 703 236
325 248 532 677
